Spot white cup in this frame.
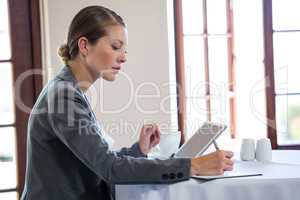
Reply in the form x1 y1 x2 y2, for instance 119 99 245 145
255 138 272 162
240 138 256 161
157 131 181 157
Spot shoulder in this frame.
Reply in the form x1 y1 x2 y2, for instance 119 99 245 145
33 67 89 113
47 78 87 107
48 78 80 95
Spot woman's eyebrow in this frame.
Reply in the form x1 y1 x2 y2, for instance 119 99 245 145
112 39 124 46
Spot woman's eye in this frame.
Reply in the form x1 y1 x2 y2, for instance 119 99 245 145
112 45 120 50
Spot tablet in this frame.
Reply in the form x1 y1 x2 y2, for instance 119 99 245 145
174 122 227 158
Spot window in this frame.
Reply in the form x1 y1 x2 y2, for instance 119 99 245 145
174 0 235 140
0 0 17 198
263 0 300 149
0 0 42 198
175 0 267 147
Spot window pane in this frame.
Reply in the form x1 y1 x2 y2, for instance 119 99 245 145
182 0 203 34
184 36 206 138
208 36 228 87
0 127 17 190
273 32 300 94
0 0 11 60
276 95 300 145
273 0 300 30
207 0 227 34
210 95 230 125
184 36 205 98
208 36 229 125
0 192 17 200
0 63 14 124
185 97 207 139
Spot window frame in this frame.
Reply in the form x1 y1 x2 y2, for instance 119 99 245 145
263 0 300 149
0 0 43 197
174 0 236 142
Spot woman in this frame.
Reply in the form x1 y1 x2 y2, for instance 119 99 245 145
21 6 233 200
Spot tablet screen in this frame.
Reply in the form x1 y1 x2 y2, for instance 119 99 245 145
174 122 227 158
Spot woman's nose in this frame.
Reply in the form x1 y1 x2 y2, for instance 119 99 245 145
119 52 127 63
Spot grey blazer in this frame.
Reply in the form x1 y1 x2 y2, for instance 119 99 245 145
21 66 191 200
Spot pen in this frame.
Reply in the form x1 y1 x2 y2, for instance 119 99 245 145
213 140 220 151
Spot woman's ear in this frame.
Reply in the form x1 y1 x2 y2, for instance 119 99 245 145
77 37 89 57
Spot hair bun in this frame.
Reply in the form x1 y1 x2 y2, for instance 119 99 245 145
58 44 71 64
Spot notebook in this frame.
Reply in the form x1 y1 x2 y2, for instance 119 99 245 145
192 160 263 180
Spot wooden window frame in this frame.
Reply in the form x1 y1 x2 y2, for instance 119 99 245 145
263 0 300 149
174 0 235 143
0 0 43 197
174 0 186 145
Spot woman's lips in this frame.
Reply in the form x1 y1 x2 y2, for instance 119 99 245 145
112 66 121 73
112 66 121 70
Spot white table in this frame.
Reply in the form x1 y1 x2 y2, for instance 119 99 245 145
116 150 300 200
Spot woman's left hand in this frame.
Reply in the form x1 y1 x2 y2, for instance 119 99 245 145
138 124 160 155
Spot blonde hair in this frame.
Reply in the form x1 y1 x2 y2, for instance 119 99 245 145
57 6 125 65
58 44 71 65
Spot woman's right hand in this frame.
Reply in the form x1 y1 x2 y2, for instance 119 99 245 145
190 150 234 176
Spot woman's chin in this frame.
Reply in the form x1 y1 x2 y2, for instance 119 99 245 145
102 73 117 81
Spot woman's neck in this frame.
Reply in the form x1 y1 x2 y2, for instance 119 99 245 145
68 58 96 92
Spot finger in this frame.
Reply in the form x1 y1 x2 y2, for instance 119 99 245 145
149 125 159 139
143 124 155 137
150 131 160 146
152 124 159 133
224 158 234 166
223 163 234 171
224 151 234 158
141 125 149 136
222 158 234 171
151 128 159 139
155 127 160 139
153 135 160 145
151 140 160 148
145 124 153 133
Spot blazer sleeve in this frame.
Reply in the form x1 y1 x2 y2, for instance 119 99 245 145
47 83 191 184
116 142 147 158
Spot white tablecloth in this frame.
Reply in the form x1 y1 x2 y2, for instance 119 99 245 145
116 150 300 200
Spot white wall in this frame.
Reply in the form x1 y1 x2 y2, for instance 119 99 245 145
41 0 177 149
